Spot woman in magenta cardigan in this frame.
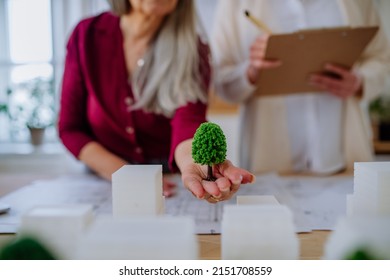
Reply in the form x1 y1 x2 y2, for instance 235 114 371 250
58 0 254 203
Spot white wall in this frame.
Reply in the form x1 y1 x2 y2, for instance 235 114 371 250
375 0 390 93
376 0 390 40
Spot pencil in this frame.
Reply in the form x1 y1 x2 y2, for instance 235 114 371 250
244 10 272 34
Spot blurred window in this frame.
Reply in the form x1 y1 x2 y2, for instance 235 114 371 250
0 0 54 142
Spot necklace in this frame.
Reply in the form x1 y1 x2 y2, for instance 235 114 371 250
137 58 145 67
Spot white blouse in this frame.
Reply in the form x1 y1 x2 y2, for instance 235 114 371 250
264 0 346 173
212 0 389 174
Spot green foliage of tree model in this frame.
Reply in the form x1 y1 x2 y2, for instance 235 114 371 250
192 122 227 181
0 236 56 260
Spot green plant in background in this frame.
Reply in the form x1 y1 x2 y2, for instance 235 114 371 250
344 246 380 260
0 103 7 114
192 122 227 181
369 95 390 124
369 94 390 141
7 78 55 131
25 78 55 129
0 88 11 116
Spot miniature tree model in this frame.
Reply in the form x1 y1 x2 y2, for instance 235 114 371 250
0 236 56 260
192 122 227 181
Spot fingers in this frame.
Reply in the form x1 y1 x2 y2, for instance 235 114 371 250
181 161 256 204
309 64 362 99
184 174 241 203
249 35 282 70
215 177 232 198
162 177 177 198
324 63 349 78
217 160 256 185
184 176 230 203
247 35 281 84
249 58 282 69
252 35 269 52
202 161 256 204
309 74 352 98
203 176 244 203
203 193 219 204
201 177 231 199
182 175 206 199
249 44 282 69
202 179 223 197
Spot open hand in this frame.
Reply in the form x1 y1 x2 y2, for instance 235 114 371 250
180 160 255 203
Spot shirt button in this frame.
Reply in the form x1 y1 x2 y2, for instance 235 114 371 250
126 126 134 134
135 147 143 154
124 97 133 105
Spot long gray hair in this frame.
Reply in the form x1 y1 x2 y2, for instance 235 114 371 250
108 0 208 117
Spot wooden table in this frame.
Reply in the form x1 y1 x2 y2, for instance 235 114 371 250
0 172 332 260
374 141 390 154
198 231 330 260
0 231 330 260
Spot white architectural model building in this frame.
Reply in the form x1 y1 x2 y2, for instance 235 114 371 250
75 216 198 259
323 216 390 259
324 162 390 259
236 195 279 205
221 204 299 259
349 162 390 216
112 165 164 217
18 204 94 259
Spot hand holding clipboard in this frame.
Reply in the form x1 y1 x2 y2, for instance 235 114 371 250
244 10 378 97
244 11 282 84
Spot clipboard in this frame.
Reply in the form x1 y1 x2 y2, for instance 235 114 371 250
255 26 379 96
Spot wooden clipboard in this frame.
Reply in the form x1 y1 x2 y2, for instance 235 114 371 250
255 26 379 96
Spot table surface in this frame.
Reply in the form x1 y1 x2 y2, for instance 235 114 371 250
197 231 330 260
0 231 330 260
0 172 332 260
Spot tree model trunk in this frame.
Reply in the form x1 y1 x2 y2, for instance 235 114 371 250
206 165 216 181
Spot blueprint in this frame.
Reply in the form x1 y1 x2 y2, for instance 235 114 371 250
0 172 353 234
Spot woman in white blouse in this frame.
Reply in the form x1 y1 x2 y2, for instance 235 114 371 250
212 0 390 175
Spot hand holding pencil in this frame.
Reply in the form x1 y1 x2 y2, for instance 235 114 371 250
244 10 281 84
246 36 282 84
